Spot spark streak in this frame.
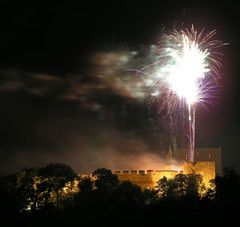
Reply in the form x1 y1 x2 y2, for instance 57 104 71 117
142 25 226 162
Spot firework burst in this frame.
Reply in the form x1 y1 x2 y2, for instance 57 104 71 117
141 25 226 162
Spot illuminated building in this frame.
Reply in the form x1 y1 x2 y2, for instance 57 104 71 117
114 147 221 190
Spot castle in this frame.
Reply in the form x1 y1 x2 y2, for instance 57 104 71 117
113 147 221 190
115 161 215 190
77 147 221 191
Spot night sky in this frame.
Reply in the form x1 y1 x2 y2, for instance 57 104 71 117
0 2 239 174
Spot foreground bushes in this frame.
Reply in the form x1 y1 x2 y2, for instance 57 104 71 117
0 164 239 226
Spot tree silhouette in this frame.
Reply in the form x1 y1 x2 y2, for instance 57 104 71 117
185 174 204 199
0 168 41 212
93 168 119 192
156 176 169 198
78 177 94 194
1 163 239 226
174 174 188 198
156 174 204 200
74 176 95 209
142 188 158 205
215 167 240 205
15 167 39 211
0 174 18 213
39 163 77 209
113 181 143 210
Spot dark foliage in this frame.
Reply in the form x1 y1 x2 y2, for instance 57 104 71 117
0 164 239 226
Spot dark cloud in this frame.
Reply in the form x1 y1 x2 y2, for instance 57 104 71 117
0 58 174 174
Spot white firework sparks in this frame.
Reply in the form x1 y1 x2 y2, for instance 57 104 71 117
141 25 226 162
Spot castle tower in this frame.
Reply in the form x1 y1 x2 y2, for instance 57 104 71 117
183 161 215 188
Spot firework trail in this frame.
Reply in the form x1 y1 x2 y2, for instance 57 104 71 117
141 25 226 162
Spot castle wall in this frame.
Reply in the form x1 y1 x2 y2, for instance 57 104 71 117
115 170 179 190
176 148 222 175
115 161 216 190
77 161 216 192
183 161 215 188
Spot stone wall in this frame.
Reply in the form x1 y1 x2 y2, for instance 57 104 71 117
77 161 216 191
183 161 215 188
115 169 179 190
115 161 215 190
176 148 221 175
